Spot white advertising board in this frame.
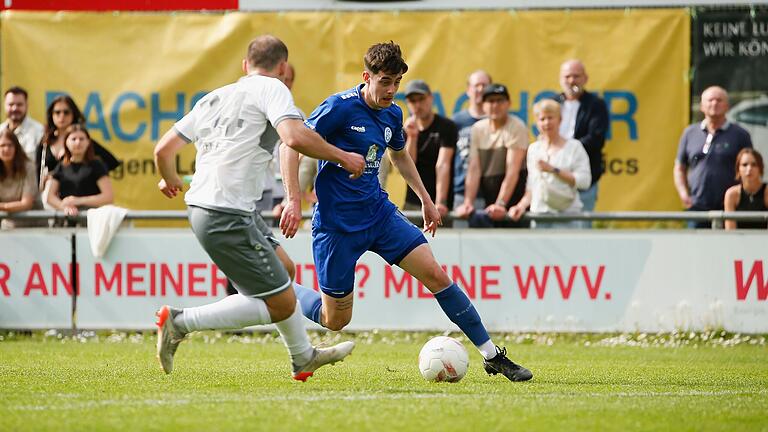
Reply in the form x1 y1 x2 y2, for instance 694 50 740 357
1 229 765 332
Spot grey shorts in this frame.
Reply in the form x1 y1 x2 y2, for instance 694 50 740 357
188 205 290 298
251 210 280 249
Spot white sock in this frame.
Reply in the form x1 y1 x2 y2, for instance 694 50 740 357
478 340 498 360
178 294 271 332
273 301 314 365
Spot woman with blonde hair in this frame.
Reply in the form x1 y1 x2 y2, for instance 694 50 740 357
508 99 591 228
724 148 767 229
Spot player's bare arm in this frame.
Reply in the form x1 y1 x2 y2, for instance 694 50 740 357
389 147 441 236
276 119 365 179
279 143 303 238
153 129 187 198
434 146 454 216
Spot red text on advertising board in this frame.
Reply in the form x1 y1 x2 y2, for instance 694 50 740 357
514 265 608 300
735 260 768 301
95 263 227 297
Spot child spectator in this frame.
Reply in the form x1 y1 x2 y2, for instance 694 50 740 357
46 124 113 217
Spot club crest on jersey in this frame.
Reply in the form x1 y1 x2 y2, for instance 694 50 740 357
384 127 392 143
366 144 379 162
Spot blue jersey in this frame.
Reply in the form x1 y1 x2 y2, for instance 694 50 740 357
305 84 406 232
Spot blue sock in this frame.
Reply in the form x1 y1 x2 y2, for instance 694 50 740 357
434 283 491 347
293 283 322 325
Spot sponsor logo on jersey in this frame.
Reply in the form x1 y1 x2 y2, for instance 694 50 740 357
351 125 366 133
384 127 392 143
340 92 356 100
366 144 379 162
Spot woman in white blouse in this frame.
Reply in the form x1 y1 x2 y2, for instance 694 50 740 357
508 99 591 228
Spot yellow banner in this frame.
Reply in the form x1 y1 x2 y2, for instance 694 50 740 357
0 9 690 214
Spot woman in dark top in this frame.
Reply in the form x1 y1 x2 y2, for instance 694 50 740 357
46 124 113 216
36 95 120 189
724 148 767 230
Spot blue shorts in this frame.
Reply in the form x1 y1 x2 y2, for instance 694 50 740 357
312 209 427 298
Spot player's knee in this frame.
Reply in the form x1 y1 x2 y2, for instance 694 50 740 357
424 267 452 291
270 303 295 322
266 290 297 322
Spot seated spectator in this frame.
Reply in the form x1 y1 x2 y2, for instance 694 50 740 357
508 99 591 228
724 148 767 230
0 129 37 229
46 125 113 217
37 95 120 190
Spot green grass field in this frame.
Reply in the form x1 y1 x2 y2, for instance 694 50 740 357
1 331 767 432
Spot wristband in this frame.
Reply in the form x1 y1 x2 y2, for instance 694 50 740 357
495 200 507 207
553 167 561 175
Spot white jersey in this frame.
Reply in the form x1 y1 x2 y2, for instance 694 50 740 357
174 73 302 214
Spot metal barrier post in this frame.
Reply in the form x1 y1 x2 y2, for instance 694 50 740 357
70 230 78 335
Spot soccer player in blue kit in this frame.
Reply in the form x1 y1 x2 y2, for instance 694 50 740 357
280 41 532 382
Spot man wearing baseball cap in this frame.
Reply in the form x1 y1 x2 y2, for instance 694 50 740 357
400 79 458 220
455 83 529 227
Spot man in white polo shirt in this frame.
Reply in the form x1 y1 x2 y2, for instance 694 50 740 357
152 34 365 381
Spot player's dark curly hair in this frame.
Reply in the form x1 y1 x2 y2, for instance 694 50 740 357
364 41 409 75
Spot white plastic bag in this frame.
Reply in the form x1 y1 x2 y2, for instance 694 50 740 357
540 171 576 211
86 205 128 258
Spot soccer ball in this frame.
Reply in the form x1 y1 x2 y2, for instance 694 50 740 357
418 336 470 382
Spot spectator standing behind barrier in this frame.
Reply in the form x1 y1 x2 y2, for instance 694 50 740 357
724 148 767 230
455 83 528 228
0 129 37 229
402 79 458 220
554 60 608 214
674 86 753 228
452 70 491 218
37 95 120 191
508 100 591 229
297 152 318 206
46 125 113 217
1 87 44 161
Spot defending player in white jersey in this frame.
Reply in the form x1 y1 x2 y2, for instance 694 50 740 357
152 34 365 381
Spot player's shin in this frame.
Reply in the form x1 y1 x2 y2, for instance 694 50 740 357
273 301 314 366
293 282 323 325
180 294 272 331
434 283 497 359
